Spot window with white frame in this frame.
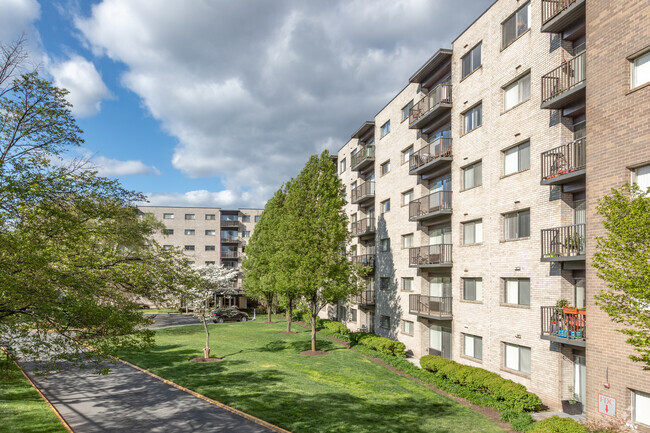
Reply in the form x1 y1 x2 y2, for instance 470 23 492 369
463 334 483 360
633 390 650 426
633 164 650 192
402 146 413 164
402 100 414 121
503 278 530 306
504 209 530 240
242 215 251 222
461 42 482 79
164 229 174 235
185 213 195 220
381 121 391 137
632 50 650 89
163 213 174 219
163 245 172 249
380 315 390 329
463 161 482 189
205 214 216 220
350 308 358 322
463 104 482 133
340 158 346 173
503 73 531 111
463 278 483 301
463 219 483 245
402 320 414 336
381 199 390 213
242 231 251 237
380 238 390 252
381 160 391 175
402 277 413 292
255 215 261 222
205 230 216 236
503 141 530 175
184 245 195 251
205 261 215 265
402 189 414 206
205 245 216 251
504 343 531 374
402 234 413 249
502 2 530 49
184 229 195 235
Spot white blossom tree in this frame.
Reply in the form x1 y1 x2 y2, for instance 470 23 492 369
187 264 239 359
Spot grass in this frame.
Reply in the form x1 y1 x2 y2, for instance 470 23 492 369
0 358 67 433
119 319 505 433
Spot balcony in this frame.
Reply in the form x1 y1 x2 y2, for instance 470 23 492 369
351 254 375 269
541 306 586 347
541 0 585 34
409 191 452 223
409 294 452 320
541 52 586 109
351 145 375 172
541 223 586 262
409 83 452 129
541 138 586 185
352 290 376 307
221 220 240 228
351 181 375 205
351 217 375 237
409 137 452 175
221 251 239 259
220 236 240 243
409 245 452 268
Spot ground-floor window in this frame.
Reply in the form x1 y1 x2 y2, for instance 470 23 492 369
463 334 482 360
380 315 390 329
401 320 414 336
350 308 358 323
633 390 650 427
504 342 531 374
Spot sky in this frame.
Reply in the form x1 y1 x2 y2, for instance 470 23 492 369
1 0 488 209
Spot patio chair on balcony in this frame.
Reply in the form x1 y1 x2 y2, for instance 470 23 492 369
549 153 569 177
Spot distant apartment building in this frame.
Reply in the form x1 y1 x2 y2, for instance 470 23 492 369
326 0 650 427
138 206 263 308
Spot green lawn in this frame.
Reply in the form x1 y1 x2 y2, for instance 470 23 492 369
119 320 504 433
0 358 68 433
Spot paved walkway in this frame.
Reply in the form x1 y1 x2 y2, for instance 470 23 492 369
22 359 276 433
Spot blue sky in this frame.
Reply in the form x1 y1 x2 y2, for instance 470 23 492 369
1 0 486 209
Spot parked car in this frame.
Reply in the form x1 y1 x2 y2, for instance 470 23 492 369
211 308 249 323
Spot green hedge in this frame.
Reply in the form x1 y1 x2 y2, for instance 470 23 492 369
420 355 541 412
355 334 406 358
527 416 588 433
320 320 350 336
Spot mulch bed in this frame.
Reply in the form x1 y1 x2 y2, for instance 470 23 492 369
188 357 222 363
299 350 329 356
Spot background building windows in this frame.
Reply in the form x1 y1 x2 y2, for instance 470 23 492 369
402 100 414 121
402 189 413 206
185 213 195 220
463 104 482 133
381 160 391 175
463 219 483 245
205 230 216 235
350 308 358 322
380 120 391 137
461 42 482 79
163 213 174 219
402 146 413 164
402 233 413 248
254 215 261 222
380 315 390 329
633 164 650 191
402 277 413 291
381 199 390 213
242 215 251 222
164 229 174 235
463 278 483 301
205 245 216 251
205 214 216 220
503 278 530 306
503 141 530 175
504 209 530 240
380 277 390 290
184 229 195 235
502 2 530 48
463 161 482 189
632 50 650 89
205 261 215 265
402 320 414 336
184 245 195 251
340 158 346 173
503 73 531 111
504 343 531 374
380 238 390 252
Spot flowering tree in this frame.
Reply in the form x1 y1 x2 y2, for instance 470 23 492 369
187 265 239 359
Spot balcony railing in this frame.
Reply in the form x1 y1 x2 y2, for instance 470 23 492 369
351 181 375 204
351 145 375 171
541 223 586 260
409 191 452 221
409 137 452 174
542 0 579 25
351 254 375 269
541 306 586 345
541 138 586 184
409 244 452 267
352 290 376 306
222 261 238 269
221 251 239 259
220 236 240 243
409 294 452 319
351 217 375 237
541 52 586 105
220 220 240 227
409 83 452 127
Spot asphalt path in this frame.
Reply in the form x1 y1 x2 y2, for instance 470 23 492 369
144 313 201 329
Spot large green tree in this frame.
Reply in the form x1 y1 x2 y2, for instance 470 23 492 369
593 184 650 368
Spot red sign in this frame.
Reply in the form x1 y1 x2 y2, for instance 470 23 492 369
598 394 616 417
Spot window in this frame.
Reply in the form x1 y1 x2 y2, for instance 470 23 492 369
380 277 390 290
402 234 413 248
163 213 174 219
381 160 391 175
380 315 390 329
205 230 216 236
402 277 413 292
254 215 261 222
632 50 650 89
340 158 346 173
184 229 195 235
461 42 482 79
504 343 531 374
185 213 195 220
164 229 174 235
184 245 195 251
402 146 413 164
633 390 650 426
502 2 530 49
242 231 251 237
402 100 414 121
503 73 531 111
463 220 483 245
350 308 358 322
504 209 530 240
402 189 413 206
463 161 482 189
504 278 530 306
503 141 530 175
463 278 483 301
633 164 650 191
205 261 215 265
163 245 172 249
381 199 390 213
205 245 216 251
402 320 414 336
205 214 216 220
242 215 250 222
380 238 390 252
463 334 483 360
381 120 390 137
463 104 482 133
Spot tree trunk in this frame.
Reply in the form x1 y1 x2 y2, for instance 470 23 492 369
202 317 210 359
310 314 317 352
286 298 293 333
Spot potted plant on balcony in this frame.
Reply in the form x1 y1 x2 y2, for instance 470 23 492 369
565 232 584 255
562 386 583 415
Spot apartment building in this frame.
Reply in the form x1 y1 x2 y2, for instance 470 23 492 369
328 0 649 426
138 206 263 308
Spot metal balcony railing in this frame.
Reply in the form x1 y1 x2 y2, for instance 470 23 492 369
351 254 375 269
351 217 376 236
541 306 586 343
409 294 452 319
541 138 586 183
220 220 240 227
352 290 376 306
409 244 453 267
409 83 452 127
221 251 239 259
409 191 452 221
541 52 586 104
351 181 375 204
542 0 579 24
409 137 452 173
220 236 240 243
541 223 586 260
351 145 375 171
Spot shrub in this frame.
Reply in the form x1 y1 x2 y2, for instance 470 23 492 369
321 320 350 336
510 412 534 432
351 333 406 358
528 417 588 433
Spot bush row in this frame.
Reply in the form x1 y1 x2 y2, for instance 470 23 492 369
320 319 350 336
317 320 406 358
526 416 589 433
420 355 541 412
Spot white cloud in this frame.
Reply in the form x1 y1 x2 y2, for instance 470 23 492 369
92 155 160 177
143 190 261 209
49 55 112 117
0 0 40 43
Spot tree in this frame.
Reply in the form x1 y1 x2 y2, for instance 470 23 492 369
282 151 359 352
593 184 650 368
187 265 239 359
